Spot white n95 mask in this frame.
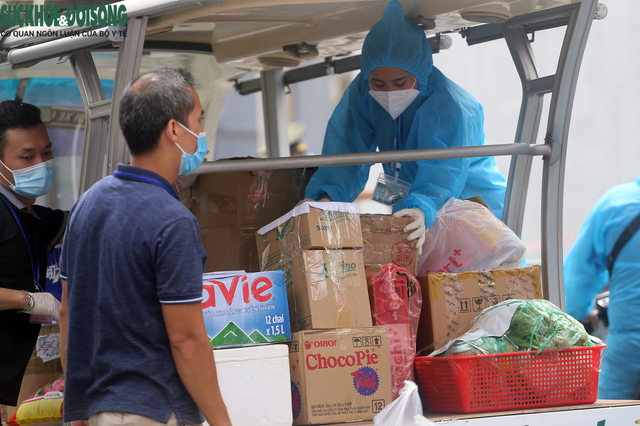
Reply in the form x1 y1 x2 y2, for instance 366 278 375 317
369 78 420 120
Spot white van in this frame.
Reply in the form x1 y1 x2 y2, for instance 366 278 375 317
1 0 638 423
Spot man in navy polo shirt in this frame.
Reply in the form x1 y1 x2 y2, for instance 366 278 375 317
59 67 231 426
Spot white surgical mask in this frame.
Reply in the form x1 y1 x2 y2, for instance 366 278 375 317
369 78 420 120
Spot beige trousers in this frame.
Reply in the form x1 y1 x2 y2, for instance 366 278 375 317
89 411 202 426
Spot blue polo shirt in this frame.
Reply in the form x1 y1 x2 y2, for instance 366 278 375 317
60 164 207 424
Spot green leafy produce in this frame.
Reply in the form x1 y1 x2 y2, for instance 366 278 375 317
440 299 593 357
505 299 591 352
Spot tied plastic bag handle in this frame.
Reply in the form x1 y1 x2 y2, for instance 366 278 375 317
373 381 436 426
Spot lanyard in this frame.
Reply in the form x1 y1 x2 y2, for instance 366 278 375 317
113 171 177 199
394 115 404 178
0 193 42 291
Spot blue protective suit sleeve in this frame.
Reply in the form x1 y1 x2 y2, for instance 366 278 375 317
563 204 611 320
304 77 377 202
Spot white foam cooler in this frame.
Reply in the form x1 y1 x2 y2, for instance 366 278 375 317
211 344 292 426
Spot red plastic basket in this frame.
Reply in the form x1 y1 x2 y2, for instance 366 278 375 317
414 344 606 414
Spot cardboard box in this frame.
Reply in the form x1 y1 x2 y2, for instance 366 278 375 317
182 167 313 272
289 327 393 425
202 271 291 347
360 214 418 276
269 249 372 332
256 202 363 270
416 266 543 354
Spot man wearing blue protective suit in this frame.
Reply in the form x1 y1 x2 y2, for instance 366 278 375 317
564 177 640 399
304 0 507 254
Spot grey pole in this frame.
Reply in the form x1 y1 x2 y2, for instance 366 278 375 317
69 50 110 195
260 69 290 158
540 0 598 311
501 24 546 236
192 143 551 175
107 16 148 175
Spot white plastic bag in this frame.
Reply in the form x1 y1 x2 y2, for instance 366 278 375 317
417 198 526 276
373 381 436 426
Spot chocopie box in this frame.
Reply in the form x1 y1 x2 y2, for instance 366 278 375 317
288 327 392 425
202 271 291 348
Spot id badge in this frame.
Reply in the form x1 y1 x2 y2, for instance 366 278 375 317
30 315 52 324
371 173 411 206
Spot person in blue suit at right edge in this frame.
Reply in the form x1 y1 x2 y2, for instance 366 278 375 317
564 177 640 400
303 0 508 255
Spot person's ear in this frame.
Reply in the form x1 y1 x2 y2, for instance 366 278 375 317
165 119 179 143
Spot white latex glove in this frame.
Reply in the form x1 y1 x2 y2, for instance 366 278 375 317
393 208 426 256
295 195 331 207
29 292 61 319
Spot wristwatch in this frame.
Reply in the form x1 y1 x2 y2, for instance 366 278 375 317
18 290 34 314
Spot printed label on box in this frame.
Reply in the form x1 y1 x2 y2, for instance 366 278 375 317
202 271 291 347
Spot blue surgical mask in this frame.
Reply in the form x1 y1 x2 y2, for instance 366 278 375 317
174 122 207 176
0 159 56 198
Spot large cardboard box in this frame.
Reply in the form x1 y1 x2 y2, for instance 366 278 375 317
360 214 418 276
289 327 393 425
182 167 313 272
202 271 291 347
269 249 372 332
416 265 543 354
256 202 363 270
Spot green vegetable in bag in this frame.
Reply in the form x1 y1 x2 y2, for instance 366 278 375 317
505 299 591 352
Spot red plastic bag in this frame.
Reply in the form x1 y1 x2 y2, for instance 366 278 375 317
367 264 422 400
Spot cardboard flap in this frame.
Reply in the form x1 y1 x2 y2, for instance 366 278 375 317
258 202 360 235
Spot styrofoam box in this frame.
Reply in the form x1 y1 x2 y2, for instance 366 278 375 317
209 344 293 426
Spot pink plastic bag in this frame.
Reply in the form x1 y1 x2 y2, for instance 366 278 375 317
417 198 526 276
367 264 422 400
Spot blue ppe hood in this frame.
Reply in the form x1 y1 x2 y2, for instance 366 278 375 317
360 0 433 97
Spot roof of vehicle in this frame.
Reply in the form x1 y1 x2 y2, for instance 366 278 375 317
1 0 586 72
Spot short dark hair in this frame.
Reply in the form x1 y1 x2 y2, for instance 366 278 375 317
118 67 198 156
0 100 44 161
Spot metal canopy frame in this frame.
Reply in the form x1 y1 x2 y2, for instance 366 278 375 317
54 0 596 310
